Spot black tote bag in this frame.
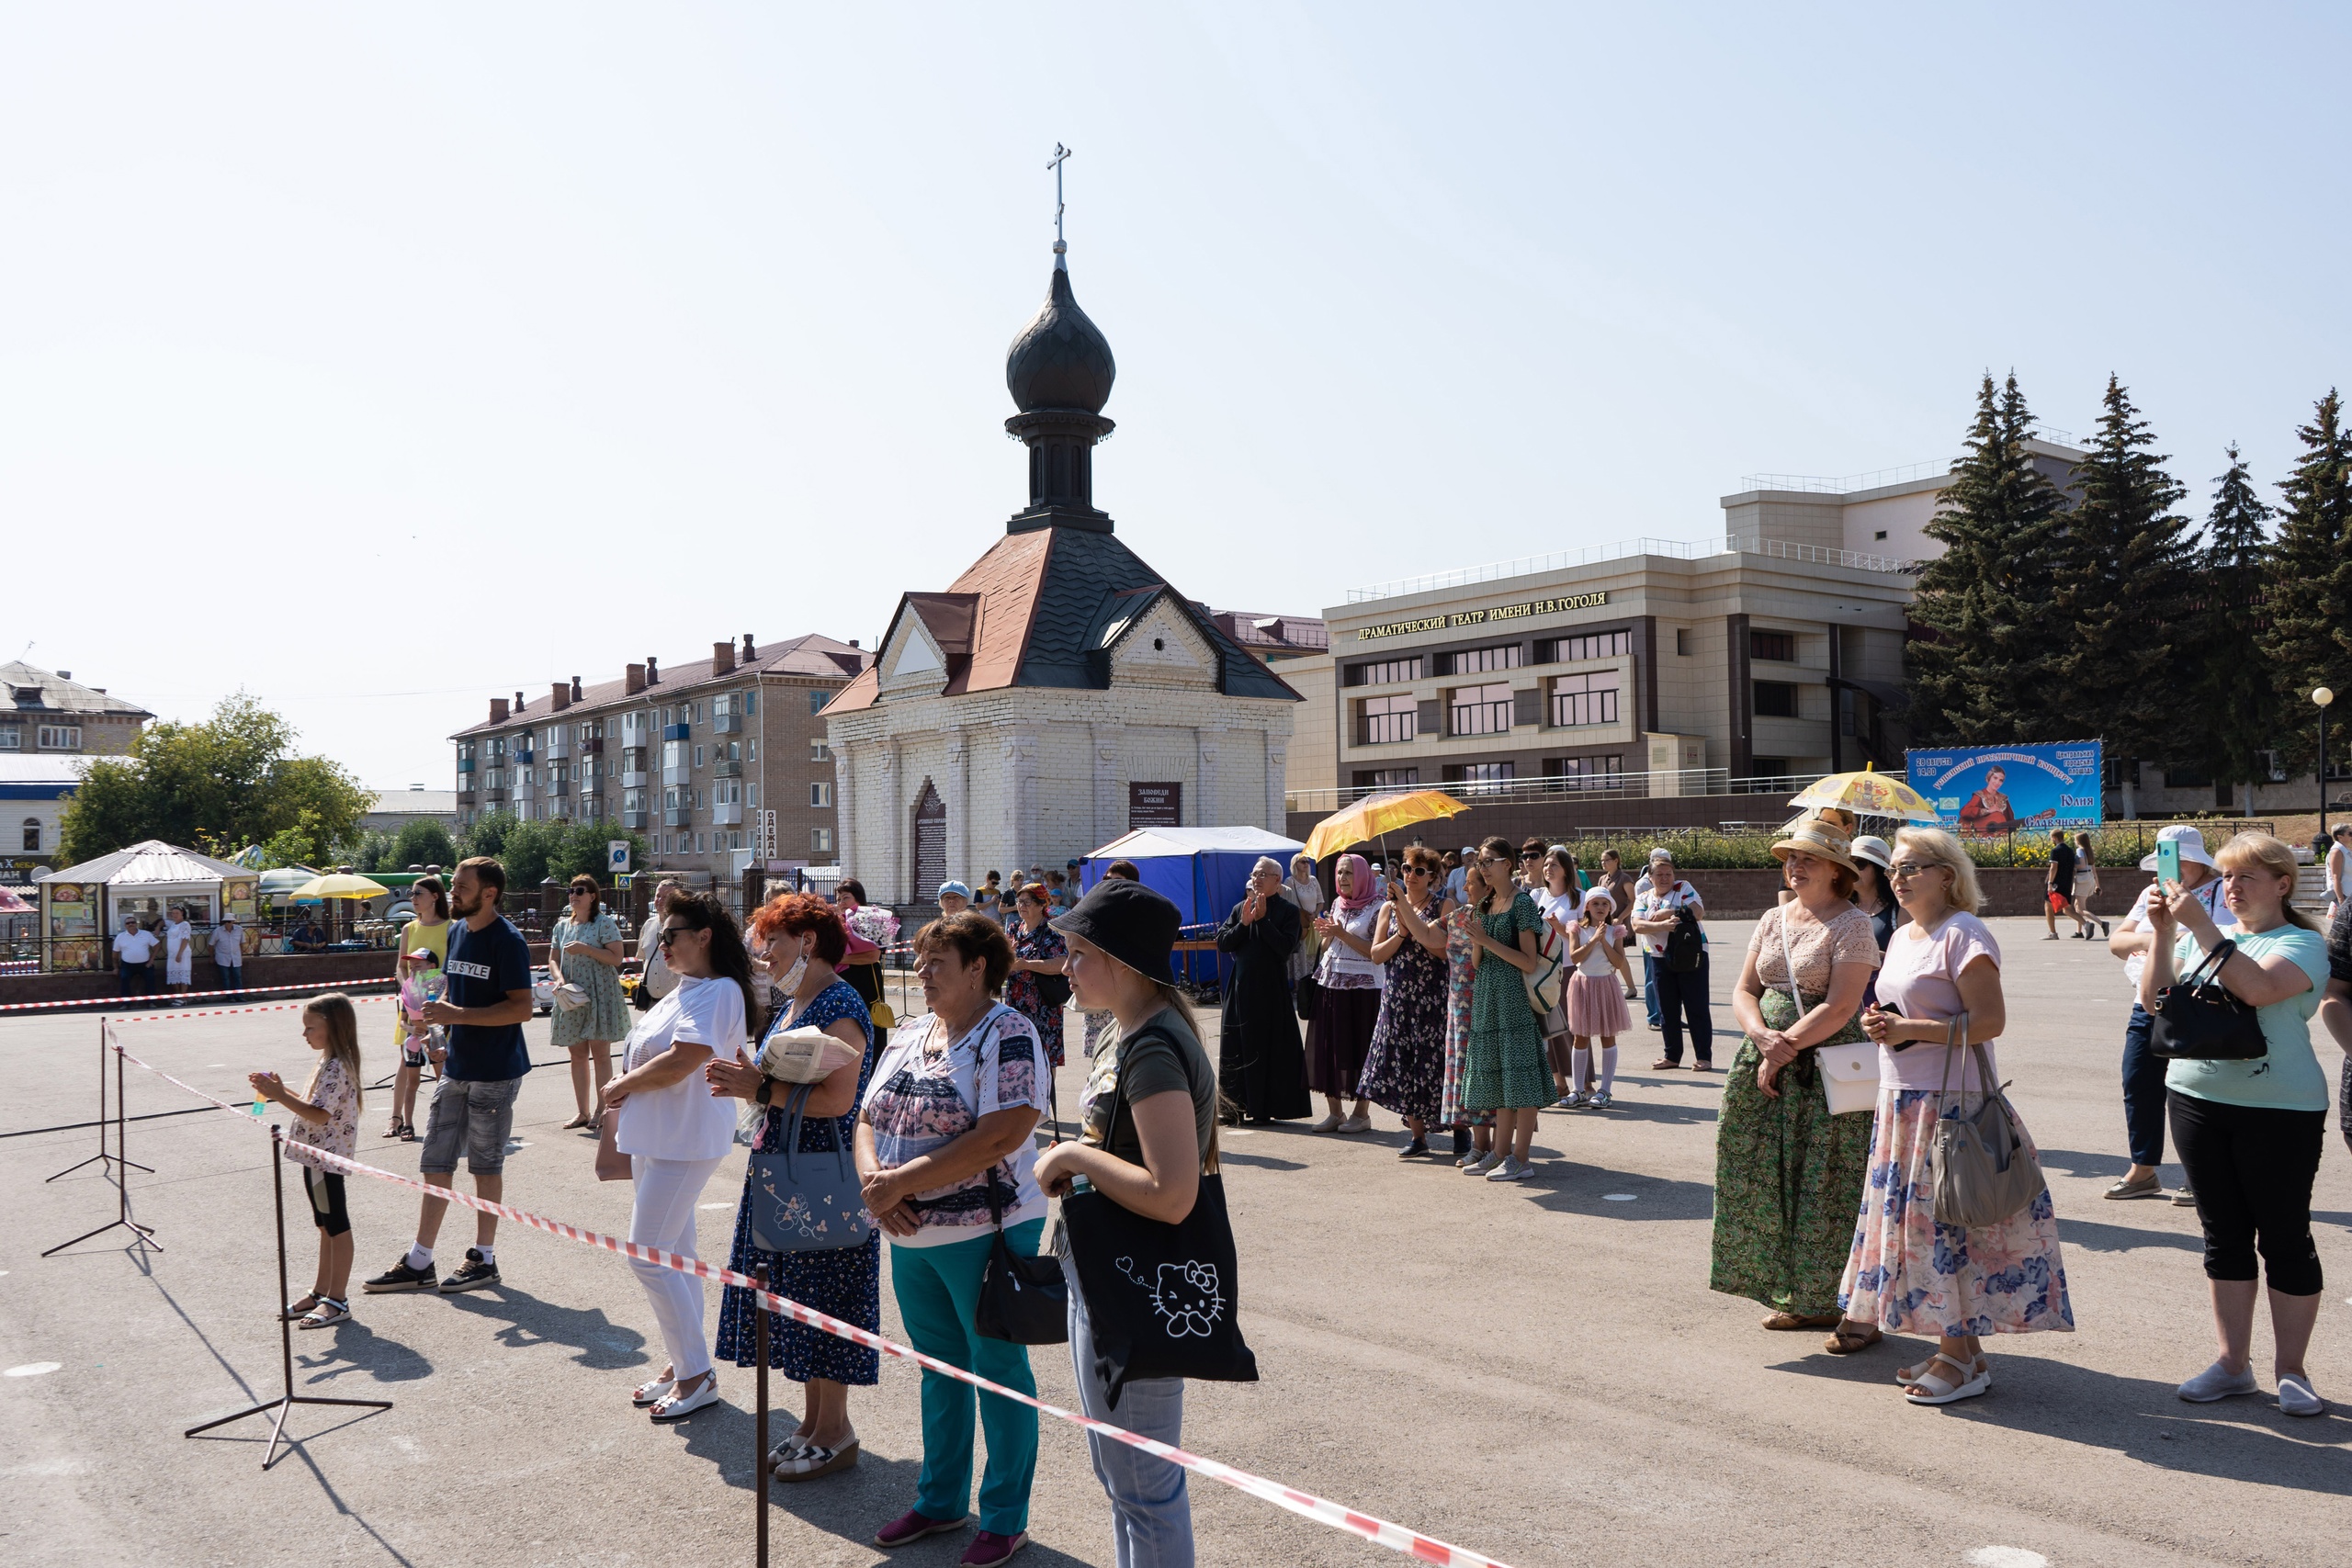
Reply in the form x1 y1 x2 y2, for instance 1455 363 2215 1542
1058 1035 1259 1408
2150 940 2269 1060
976 1163 1069 1345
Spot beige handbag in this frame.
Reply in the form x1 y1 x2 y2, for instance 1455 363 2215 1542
1928 1014 2046 1227
1779 909 1879 1114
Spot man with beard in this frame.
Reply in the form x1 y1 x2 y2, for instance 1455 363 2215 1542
364 856 536 1295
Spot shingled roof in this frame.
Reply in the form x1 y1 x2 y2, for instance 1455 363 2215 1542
451 634 870 739
827 526 1299 714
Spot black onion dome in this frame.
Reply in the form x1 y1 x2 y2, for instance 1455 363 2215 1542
1005 265 1115 413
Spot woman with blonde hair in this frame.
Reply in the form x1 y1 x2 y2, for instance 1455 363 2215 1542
1842 826 2074 1405
1711 811 1883 1347
2140 831 2330 1416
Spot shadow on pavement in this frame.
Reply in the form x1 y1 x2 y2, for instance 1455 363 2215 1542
669 1397 1094 1564
437 1286 651 1370
1520 1160 1715 1221
1772 1350 2352 1492
1544 1098 1721 1128
2051 1215 2203 1256
299 1320 435 1385
1216 1149 1308 1172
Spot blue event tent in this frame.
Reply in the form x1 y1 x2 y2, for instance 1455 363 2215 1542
1080 826 1306 984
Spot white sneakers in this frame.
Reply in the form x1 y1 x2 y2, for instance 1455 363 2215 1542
1484 1156 1532 1182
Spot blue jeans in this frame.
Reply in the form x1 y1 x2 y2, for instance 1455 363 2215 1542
1642 953 1661 1029
889 1222 1044 1536
1655 949 1713 1066
1061 1252 1192 1568
2120 1002 2167 1168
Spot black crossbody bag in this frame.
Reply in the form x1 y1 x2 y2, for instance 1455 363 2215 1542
1058 1025 1259 1408
2150 939 2269 1060
974 1013 1069 1345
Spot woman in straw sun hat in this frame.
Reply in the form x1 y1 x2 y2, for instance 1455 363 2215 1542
1710 809 1883 1350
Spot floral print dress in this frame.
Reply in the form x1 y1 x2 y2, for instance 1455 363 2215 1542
1359 895 1447 1125
714 978 880 1385
1003 920 1068 1069
1438 905 1491 1129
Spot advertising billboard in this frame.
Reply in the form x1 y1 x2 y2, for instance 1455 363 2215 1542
1905 741 2104 834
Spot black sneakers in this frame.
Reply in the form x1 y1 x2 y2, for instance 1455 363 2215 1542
362 1255 438 1293
438 1247 501 1292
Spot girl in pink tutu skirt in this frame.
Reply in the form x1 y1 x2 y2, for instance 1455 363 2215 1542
1562 886 1631 1109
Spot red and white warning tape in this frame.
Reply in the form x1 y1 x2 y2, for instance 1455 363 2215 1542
109 1032 1510 1568
110 994 400 1025
0 977 399 1014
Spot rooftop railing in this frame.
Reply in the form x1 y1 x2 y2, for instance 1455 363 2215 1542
1342 533 1905 604
1283 768 1826 815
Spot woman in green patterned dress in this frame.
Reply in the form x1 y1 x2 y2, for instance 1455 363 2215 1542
1709 811 1883 1352
1461 836 1550 1183
550 874 630 1132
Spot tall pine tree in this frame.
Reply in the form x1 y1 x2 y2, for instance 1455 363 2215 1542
2184 444 2276 804
2257 389 2352 773
2044 375 2190 817
1907 372 2070 743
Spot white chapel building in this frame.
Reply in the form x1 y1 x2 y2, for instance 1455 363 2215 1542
823 239 1301 904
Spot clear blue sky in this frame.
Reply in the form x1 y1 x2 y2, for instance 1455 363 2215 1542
6 4 2346 788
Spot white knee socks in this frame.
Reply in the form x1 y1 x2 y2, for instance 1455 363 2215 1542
1600 1045 1619 1095
1570 1046 1589 1096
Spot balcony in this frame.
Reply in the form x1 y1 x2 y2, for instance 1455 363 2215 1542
622 810 649 829
714 759 743 779
457 757 476 773
545 735 571 761
456 788 477 806
662 723 691 741
662 765 689 786
713 714 742 735
582 736 605 754
513 747 534 763
482 788 508 804
712 802 743 826
550 778 571 796
663 807 692 828
621 770 649 790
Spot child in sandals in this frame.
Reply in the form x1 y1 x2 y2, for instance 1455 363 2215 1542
251 993 364 1329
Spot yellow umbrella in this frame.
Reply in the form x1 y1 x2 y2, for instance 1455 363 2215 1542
1301 789 1470 863
288 872 392 903
1786 762 1939 823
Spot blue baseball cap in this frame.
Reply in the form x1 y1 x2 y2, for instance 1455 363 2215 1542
937 880 973 900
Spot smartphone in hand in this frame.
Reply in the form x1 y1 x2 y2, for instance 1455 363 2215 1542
2155 837 2182 892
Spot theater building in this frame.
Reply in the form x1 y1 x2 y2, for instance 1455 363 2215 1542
822 237 1301 903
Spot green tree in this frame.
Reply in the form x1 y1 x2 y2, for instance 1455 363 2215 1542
1906 373 2072 743
2183 444 2277 804
56 695 372 865
456 809 518 863
390 818 458 870
2258 389 2352 772
451 812 643 894
2043 376 2191 818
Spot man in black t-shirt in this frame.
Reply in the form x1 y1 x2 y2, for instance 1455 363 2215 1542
2044 829 2086 941
364 856 536 1296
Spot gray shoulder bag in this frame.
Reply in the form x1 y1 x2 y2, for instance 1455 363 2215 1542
1927 1013 2046 1228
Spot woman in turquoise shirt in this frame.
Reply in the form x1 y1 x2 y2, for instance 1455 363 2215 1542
2140 831 2331 1418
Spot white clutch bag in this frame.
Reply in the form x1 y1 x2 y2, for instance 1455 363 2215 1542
758 1024 865 1085
1818 1043 1881 1115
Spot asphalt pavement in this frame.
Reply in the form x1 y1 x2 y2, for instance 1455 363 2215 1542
1 918 2346 1568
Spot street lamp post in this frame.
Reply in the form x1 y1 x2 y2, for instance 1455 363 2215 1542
2318 687 2336 845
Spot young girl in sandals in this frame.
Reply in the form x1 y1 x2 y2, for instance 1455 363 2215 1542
251 993 364 1330
1563 887 1631 1109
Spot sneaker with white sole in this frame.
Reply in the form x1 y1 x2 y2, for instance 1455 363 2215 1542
1308 1112 1344 1133
1461 1149 1503 1177
1454 1148 1487 1168
1486 1156 1533 1182
437 1247 500 1292
1337 1112 1371 1134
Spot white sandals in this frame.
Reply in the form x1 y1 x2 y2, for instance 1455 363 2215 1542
631 1376 675 1408
1903 1352 1989 1405
649 1375 720 1422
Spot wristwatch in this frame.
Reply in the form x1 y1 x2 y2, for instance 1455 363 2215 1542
756 1077 774 1107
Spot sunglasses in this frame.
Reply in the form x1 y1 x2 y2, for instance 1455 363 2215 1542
657 926 698 947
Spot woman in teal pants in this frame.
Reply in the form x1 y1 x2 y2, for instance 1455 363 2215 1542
856 912 1050 1568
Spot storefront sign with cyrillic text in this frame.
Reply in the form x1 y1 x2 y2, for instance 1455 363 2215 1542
1354 591 1609 642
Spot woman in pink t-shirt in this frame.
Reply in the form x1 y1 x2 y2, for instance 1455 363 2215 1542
1842 827 2075 1408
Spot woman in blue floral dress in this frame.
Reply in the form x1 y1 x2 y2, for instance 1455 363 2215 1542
1004 885 1069 1071
710 893 877 1482
1359 848 1452 1156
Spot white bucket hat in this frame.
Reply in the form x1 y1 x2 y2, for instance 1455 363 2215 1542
2138 825 2218 874
1850 835 1894 872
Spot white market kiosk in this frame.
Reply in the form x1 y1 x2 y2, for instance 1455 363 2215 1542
37 840 258 974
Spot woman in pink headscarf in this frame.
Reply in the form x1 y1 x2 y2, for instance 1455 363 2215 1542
1307 852 1386 1133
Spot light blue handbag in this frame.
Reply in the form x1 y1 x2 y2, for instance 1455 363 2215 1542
748 1083 872 1254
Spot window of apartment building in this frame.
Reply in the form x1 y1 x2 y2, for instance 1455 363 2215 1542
1749 629 1796 662
1352 768 1419 790
1441 761 1514 785
808 690 828 715
1449 682 1514 737
1550 670 1620 728
1344 656 1422 687
694 744 705 768
746 783 759 807
810 782 833 807
1357 693 1418 746
810 738 831 761
747 739 757 761
37 726 81 750
714 780 742 806
1675 627 1689 656
1535 630 1629 663
1441 644 1521 676
0 728 20 750
1752 681 1800 718
811 827 834 855
22 818 39 851
1542 755 1623 791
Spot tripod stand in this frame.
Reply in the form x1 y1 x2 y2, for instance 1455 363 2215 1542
46 1018 153 1183
42 1042 160 1257
183 1125 391 1468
